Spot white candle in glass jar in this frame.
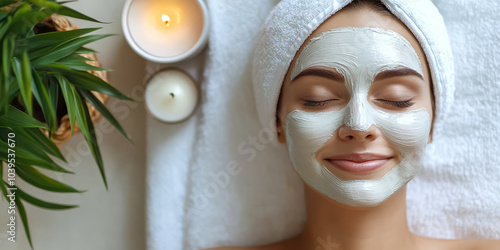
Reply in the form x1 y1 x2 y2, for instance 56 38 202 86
122 0 209 63
145 69 199 123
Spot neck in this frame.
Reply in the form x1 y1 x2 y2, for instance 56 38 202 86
296 184 416 250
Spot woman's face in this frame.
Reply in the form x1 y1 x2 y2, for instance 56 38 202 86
276 7 434 206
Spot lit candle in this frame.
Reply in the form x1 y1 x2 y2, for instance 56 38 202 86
145 69 199 123
122 0 210 63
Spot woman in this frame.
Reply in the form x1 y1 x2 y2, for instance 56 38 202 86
207 0 500 249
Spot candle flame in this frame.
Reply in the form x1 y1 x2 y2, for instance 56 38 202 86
161 14 170 26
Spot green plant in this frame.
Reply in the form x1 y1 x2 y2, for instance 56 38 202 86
0 0 133 248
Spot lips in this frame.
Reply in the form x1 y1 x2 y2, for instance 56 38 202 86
326 153 392 174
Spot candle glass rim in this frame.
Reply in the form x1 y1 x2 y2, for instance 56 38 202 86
144 67 200 124
121 0 210 63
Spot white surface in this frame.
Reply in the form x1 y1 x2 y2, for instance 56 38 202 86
147 0 500 249
0 0 147 249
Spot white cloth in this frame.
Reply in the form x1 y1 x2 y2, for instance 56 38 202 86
146 0 500 249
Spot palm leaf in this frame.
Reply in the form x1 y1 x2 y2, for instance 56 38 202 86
0 134 72 173
32 34 112 66
0 164 33 249
0 15 11 41
16 186 78 209
57 5 107 23
64 71 133 101
0 34 13 116
74 90 107 189
59 61 110 72
26 27 100 54
78 89 132 143
15 196 33 249
10 5 54 36
32 70 57 132
47 76 59 112
0 0 17 8
14 127 66 161
74 47 97 54
55 74 77 133
16 163 81 193
11 51 33 116
0 105 47 128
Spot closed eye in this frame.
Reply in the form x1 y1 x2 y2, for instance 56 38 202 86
303 99 338 107
378 99 415 108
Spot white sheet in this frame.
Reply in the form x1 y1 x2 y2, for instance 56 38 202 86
146 0 500 249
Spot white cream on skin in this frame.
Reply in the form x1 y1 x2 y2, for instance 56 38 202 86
285 27 431 207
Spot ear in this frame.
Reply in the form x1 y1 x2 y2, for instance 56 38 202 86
276 115 286 143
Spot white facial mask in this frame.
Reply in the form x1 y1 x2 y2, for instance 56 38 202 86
285 27 431 207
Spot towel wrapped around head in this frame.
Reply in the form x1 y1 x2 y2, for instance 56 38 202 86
252 0 454 139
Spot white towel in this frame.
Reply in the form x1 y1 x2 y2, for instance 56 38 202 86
406 0 500 239
146 0 500 249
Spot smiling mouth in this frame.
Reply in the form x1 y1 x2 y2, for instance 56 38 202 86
326 153 392 174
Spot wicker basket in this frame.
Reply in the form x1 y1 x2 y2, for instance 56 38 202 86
40 14 109 145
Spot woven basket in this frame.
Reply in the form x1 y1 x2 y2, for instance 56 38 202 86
40 15 109 145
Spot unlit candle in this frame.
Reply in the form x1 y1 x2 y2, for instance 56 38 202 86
145 69 198 123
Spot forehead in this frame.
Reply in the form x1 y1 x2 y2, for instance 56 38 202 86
286 7 428 82
290 27 423 80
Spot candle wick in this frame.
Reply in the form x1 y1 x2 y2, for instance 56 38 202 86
170 92 175 98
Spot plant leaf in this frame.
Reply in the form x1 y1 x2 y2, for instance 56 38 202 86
0 161 7 196
55 74 76 133
64 71 133 101
12 2 31 22
35 62 72 72
0 105 47 128
58 54 90 63
16 163 81 193
26 27 100 53
0 132 71 173
0 15 11 41
0 34 13 116
57 5 107 23
47 76 59 112
74 47 97 54
32 34 111 66
0 163 32 249
11 51 33 116
59 60 110 71
74 91 107 189
10 5 54 36
27 0 61 10
57 0 77 4
15 195 34 249
0 11 7 22
0 0 17 8
78 89 132 143
32 70 57 132
7 77 18 103
16 187 78 209
16 127 66 162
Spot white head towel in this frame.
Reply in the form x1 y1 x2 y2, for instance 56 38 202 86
252 0 454 138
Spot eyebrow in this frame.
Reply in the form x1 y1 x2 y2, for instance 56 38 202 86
292 67 345 83
374 67 424 81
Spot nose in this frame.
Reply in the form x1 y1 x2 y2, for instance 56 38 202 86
338 124 380 142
